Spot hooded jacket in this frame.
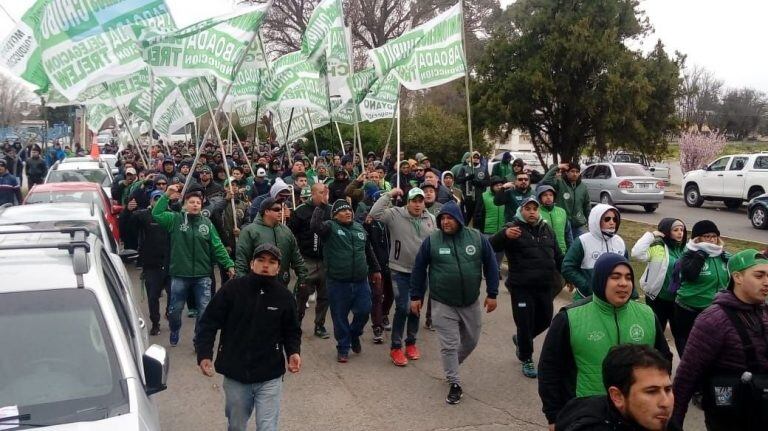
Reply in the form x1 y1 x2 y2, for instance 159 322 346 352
672 290 768 426
234 214 307 285
0 171 21 206
151 194 234 277
369 191 437 273
542 164 591 229
194 273 301 384
676 239 730 309
557 395 682 431
491 154 515 181
410 201 499 306
491 205 564 291
562 204 627 299
538 254 671 424
494 185 535 223
24 155 47 179
630 218 687 301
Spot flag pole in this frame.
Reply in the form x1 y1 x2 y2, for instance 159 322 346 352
460 0 474 155
381 87 401 161
306 108 320 157
396 96 401 190
334 122 345 155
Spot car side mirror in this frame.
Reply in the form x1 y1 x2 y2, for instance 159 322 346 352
112 204 123 215
649 167 656 172
143 344 168 396
119 249 138 262
703 164 711 171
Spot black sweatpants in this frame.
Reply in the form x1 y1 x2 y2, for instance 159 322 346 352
510 288 554 361
143 266 169 326
672 303 704 358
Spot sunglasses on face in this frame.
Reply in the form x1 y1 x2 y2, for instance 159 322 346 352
155 182 167 186
268 206 282 212
603 216 618 222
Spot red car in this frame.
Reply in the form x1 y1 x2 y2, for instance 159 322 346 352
24 182 122 245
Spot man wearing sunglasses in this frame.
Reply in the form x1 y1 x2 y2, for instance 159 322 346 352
494 172 535 223
562 204 628 301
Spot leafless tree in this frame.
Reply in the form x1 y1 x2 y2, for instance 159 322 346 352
0 73 34 128
678 65 723 131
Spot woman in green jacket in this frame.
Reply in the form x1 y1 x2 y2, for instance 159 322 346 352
672 220 729 356
631 218 687 340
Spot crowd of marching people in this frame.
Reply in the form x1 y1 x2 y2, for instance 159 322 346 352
2 134 768 431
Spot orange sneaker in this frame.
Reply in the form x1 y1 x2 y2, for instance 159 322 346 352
405 344 421 360
390 348 408 366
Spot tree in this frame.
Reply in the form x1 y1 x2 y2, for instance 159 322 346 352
714 87 766 140
677 65 723 131
678 130 726 173
472 0 681 163
0 73 34 128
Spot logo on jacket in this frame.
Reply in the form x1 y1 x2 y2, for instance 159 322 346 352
357 232 365 240
591 250 602 260
199 224 210 236
629 324 645 342
563 192 571 200
337 229 346 236
465 245 476 256
587 331 605 342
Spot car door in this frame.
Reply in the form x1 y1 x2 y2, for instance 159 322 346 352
592 165 612 200
581 165 598 201
698 156 730 197
722 156 749 198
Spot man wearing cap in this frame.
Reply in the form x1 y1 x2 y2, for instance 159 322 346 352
0 159 22 206
671 249 768 430
420 181 443 217
153 184 236 347
195 243 302 431
542 162 591 235
538 254 671 427
197 165 225 202
289 183 332 339
329 168 351 202
311 199 382 362
130 190 170 335
410 201 499 404
494 170 535 223
419 155 441 177
370 187 437 366
112 166 139 205
235 196 307 289
490 197 563 378
161 157 185 184
388 160 413 195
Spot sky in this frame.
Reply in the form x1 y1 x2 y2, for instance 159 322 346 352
0 0 766 91
498 0 768 92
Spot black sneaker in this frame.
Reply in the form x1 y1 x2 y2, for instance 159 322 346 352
150 324 160 336
513 334 520 361
372 327 384 344
446 383 463 404
314 326 330 339
382 316 392 331
351 337 362 354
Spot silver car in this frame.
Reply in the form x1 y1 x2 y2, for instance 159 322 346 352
581 162 665 213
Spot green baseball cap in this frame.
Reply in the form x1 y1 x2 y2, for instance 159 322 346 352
407 187 425 201
728 249 768 274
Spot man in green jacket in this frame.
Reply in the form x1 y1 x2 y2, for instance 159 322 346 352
541 162 591 235
152 184 235 348
235 197 307 289
536 185 572 255
311 199 381 363
494 171 534 223
491 152 515 181
537 253 671 427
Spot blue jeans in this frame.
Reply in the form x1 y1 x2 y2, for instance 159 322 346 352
327 278 372 354
223 376 282 431
391 271 420 349
168 276 211 341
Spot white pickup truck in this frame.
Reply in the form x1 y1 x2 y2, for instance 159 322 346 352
682 152 768 208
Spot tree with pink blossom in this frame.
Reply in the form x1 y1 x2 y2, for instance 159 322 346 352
678 131 727 173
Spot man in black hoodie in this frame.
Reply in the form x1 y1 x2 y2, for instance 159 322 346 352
196 243 301 431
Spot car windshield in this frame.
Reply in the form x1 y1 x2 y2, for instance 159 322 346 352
0 289 128 426
0 220 102 243
613 154 644 164
26 191 105 212
613 164 650 177
48 170 111 188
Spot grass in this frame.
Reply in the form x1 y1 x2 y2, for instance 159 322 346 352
621 219 766 287
663 141 768 162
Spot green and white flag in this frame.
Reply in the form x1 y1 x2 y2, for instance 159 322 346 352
359 72 399 122
152 88 195 136
44 69 151 108
368 3 465 91
0 0 49 92
230 40 268 103
177 77 220 118
86 103 118 133
140 2 271 84
38 0 175 100
126 76 177 122
261 51 328 112
301 0 342 60
235 100 259 127
269 107 329 143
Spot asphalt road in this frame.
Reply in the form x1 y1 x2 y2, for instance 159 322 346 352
615 197 766 244
125 267 707 430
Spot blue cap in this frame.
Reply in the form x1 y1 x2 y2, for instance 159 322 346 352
150 190 164 201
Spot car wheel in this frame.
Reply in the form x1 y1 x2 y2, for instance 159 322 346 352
751 207 768 229
600 193 613 206
748 188 765 202
724 199 742 210
643 204 658 213
684 185 704 208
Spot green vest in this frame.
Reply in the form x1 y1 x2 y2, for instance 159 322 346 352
676 254 729 309
322 220 369 282
567 296 657 397
481 190 505 234
539 205 568 254
428 227 484 307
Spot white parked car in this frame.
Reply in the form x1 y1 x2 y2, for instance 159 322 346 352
682 152 768 209
0 227 167 430
45 159 114 199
